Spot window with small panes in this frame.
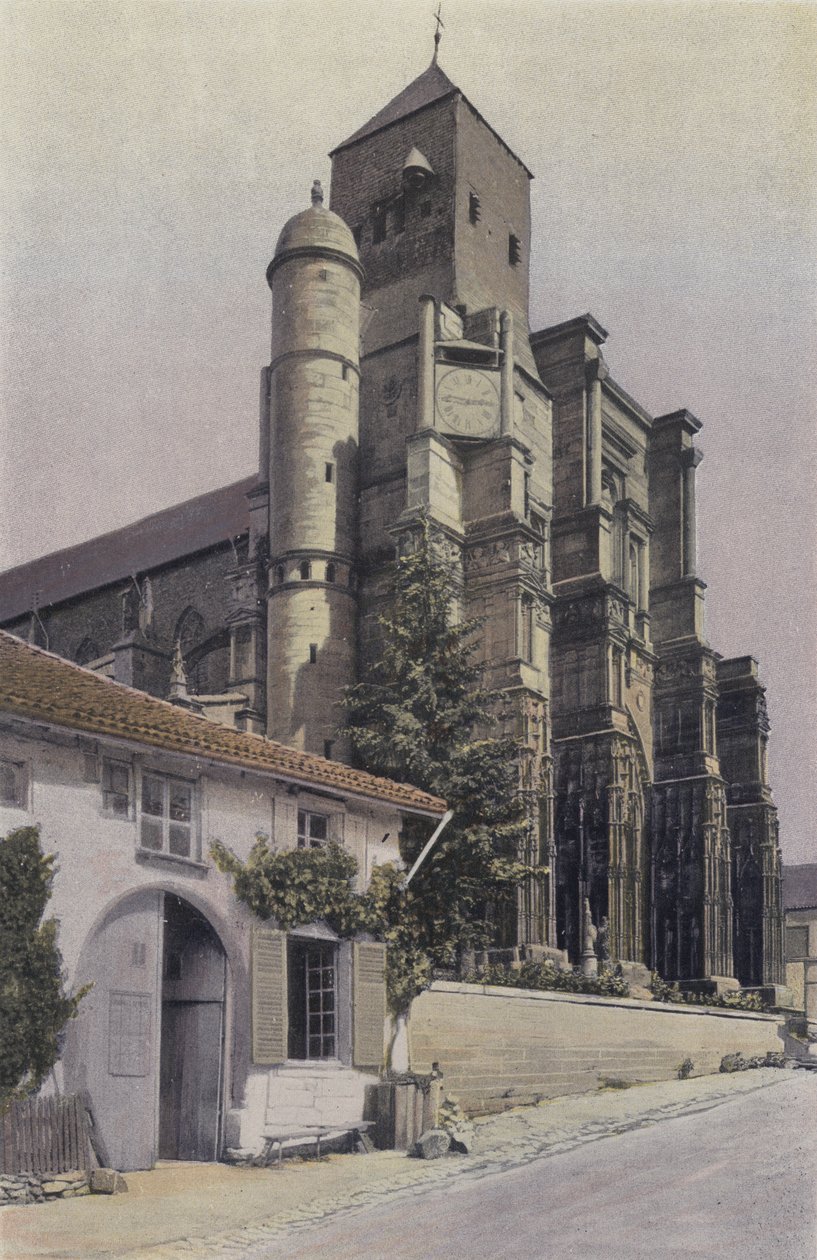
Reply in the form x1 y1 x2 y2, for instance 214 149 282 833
297 808 329 849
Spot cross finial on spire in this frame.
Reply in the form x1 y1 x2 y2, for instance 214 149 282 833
432 2 444 63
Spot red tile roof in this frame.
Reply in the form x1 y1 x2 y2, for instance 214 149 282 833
0 632 445 817
0 477 257 623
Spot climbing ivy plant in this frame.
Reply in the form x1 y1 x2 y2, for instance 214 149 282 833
210 837 363 938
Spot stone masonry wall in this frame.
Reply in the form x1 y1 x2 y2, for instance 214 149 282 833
0 1171 89 1206
408 981 784 1115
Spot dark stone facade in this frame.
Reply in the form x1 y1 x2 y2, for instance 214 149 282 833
0 60 783 985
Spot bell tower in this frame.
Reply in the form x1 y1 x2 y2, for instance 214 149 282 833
329 63 556 947
329 60 534 361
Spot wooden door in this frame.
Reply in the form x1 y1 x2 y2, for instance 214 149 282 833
159 895 225 1161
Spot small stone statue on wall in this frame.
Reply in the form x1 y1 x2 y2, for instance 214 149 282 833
581 898 598 978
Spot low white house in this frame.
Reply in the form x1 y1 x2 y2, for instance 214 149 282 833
0 631 445 1170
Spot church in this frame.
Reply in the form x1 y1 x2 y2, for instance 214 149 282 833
0 55 784 991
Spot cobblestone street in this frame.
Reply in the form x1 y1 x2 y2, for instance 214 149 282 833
3 1069 812 1259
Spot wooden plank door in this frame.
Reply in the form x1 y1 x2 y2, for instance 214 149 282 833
159 895 226 1161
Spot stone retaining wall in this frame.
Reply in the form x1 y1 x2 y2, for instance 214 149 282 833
408 981 785 1115
0 1170 89 1207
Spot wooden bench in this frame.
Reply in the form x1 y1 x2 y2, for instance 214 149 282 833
257 1121 375 1167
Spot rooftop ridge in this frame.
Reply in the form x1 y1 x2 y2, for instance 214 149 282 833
0 475 258 621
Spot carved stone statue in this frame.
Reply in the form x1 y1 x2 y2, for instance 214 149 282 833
581 898 598 978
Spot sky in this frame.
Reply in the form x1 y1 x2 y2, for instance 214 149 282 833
1 0 815 862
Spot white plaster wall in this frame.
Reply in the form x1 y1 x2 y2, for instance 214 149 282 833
0 720 408 1159
0 725 404 979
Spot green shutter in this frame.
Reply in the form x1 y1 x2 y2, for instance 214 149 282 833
252 926 287 1064
352 941 387 1069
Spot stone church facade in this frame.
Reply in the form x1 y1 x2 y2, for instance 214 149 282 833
0 60 784 989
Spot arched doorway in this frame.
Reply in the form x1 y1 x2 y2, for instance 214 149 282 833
159 895 226 1161
66 888 227 1170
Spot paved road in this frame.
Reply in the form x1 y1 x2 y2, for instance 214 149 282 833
250 1074 817 1260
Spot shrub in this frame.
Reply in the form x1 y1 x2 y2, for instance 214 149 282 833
721 1050 787 1073
650 973 768 1013
720 1052 749 1073
0 826 88 1107
677 1057 695 1080
466 958 631 999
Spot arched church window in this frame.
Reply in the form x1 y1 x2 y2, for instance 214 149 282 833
372 203 387 244
175 607 205 657
299 560 311 581
174 607 209 695
75 638 100 666
275 564 284 585
325 562 336 583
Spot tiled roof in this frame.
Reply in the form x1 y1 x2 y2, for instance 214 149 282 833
783 864 817 911
0 476 257 623
0 632 446 817
329 60 532 177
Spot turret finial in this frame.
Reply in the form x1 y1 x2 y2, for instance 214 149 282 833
432 2 444 63
311 179 324 207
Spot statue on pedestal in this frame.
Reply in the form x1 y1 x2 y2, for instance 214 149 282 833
581 897 598 978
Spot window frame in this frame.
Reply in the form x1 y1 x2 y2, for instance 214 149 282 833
101 756 133 819
0 757 29 810
137 768 198 862
297 807 330 850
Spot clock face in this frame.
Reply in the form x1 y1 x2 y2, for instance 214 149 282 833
435 368 500 439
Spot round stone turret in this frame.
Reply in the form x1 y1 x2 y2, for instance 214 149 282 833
264 183 362 759
267 180 361 286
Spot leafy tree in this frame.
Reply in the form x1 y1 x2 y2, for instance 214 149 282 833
343 518 538 1003
0 826 88 1107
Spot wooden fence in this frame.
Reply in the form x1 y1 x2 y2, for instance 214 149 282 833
0 1094 91 1175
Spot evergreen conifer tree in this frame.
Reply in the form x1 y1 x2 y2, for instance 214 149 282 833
344 519 537 1000
0 826 86 1106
